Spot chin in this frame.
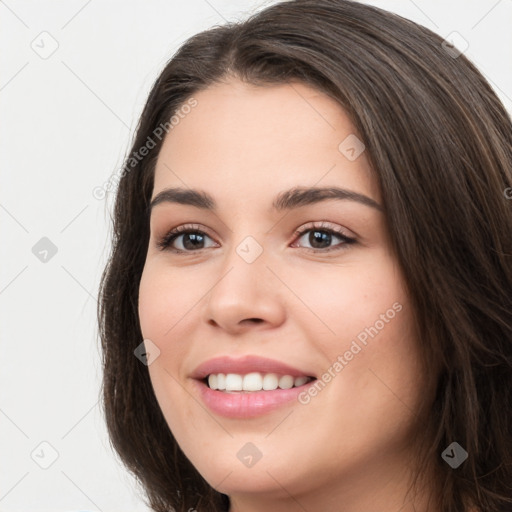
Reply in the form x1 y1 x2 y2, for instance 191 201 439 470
202 465 297 497
183 440 303 496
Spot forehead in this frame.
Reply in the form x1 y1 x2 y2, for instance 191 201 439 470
152 79 380 207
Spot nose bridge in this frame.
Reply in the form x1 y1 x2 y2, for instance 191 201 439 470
219 212 271 271
234 233 266 266
215 231 269 297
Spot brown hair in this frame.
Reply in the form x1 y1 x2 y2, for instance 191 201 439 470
97 1 512 510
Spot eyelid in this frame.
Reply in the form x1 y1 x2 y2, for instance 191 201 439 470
291 220 356 241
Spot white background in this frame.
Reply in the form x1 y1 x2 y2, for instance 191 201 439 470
1 1 511 511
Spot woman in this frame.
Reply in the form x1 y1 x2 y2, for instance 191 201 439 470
98 1 512 510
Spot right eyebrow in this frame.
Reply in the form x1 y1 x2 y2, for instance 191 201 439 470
150 188 215 211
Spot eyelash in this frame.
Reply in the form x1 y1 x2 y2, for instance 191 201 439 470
156 222 356 254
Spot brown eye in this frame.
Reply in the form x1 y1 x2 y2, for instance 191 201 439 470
291 222 356 253
157 225 217 253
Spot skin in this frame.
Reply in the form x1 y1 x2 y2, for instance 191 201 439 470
138 79 437 512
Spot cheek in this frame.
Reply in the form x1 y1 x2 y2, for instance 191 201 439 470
287 248 407 344
138 262 207 423
137 265 185 402
138 262 198 340
290 251 424 418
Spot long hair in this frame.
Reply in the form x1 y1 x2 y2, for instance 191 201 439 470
97 1 512 510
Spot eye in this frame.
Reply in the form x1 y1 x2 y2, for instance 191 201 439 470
156 224 217 253
291 221 356 253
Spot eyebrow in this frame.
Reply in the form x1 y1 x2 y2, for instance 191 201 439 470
149 186 383 213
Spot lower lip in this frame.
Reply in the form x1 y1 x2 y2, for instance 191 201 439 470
193 379 316 418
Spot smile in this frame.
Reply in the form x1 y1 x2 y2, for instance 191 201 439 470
190 354 317 418
206 372 313 392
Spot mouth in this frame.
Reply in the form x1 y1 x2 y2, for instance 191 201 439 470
201 372 316 393
190 355 318 417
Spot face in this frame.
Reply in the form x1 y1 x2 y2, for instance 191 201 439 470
138 80 429 507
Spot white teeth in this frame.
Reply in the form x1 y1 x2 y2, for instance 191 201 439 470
217 373 226 390
293 376 309 387
225 373 242 391
243 372 263 391
278 375 294 389
263 373 279 390
208 374 218 390
207 372 313 392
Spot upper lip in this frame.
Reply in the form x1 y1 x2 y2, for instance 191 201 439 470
191 355 316 380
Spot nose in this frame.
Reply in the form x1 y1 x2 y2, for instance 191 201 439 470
201 243 286 334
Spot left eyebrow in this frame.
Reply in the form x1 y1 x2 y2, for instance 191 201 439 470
271 186 382 212
149 186 383 213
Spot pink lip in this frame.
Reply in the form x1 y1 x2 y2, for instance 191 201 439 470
190 355 316 380
190 355 317 418
192 378 316 418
